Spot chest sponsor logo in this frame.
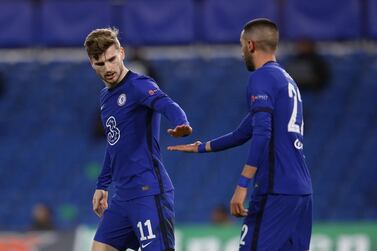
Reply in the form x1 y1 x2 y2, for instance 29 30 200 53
117 93 126 106
106 116 120 145
294 139 303 149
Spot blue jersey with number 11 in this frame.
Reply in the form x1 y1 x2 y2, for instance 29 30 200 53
97 71 189 201
247 61 312 195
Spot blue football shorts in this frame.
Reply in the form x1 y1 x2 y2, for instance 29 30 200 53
94 190 175 251
239 194 312 251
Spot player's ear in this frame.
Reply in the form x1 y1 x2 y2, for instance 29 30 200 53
248 40 256 53
120 47 125 60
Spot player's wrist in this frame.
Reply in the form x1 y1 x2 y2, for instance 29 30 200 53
198 141 212 153
197 143 206 153
238 175 251 188
96 185 108 191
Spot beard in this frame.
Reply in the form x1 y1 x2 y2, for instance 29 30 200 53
244 55 255 72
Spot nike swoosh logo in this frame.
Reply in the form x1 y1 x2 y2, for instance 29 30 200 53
141 241 153 249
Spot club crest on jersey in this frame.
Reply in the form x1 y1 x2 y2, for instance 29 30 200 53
117 93 126 106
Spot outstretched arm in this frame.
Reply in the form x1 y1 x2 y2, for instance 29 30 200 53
137 79 192 137
210 112 252 152
151 95 192 137
167 113 252 153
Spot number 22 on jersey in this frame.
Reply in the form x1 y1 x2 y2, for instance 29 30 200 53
287 82 304 136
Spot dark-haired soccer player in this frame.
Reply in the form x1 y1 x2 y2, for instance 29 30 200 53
84 28 192 251
168 18 312 250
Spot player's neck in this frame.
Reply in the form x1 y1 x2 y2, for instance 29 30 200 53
118 66 129 84
254 54 276 70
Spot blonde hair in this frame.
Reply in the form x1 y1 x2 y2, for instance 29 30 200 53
84 27 121 60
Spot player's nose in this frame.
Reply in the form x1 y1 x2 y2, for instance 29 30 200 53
104 62 112 71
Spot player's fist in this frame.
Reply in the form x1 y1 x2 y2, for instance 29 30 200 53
92 189 108 218
230 186 248 217
167 141 201 152
167 124 192 137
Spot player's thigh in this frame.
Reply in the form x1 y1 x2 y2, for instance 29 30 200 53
94 199 139 251
239 194 271 251
286 195 312 251
128 191 175 251
239 194 306 251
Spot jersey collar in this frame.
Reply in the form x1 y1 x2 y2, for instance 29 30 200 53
108 70 133 92
263 60 278 67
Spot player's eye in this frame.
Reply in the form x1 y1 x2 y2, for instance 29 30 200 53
108 56 116 62
95 62 104 66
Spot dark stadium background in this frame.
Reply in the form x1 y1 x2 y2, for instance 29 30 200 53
0 0 376 250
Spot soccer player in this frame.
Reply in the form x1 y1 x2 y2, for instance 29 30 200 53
84 28 192 251
168 18 312 250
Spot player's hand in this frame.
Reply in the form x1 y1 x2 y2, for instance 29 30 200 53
92 189 108 218
230 186 248 217
167 124 192 137
167 141 201 152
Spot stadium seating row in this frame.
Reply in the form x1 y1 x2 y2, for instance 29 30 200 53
0 0 377 47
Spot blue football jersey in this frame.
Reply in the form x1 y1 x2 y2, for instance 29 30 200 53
97 71 189 200
247 61 312 195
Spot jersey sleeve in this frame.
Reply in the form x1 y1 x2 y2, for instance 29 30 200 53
210 113 253 152
96 146 112 190
245 71 275 167
133 77 189 127
247 71 275 114
246 111 272 167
